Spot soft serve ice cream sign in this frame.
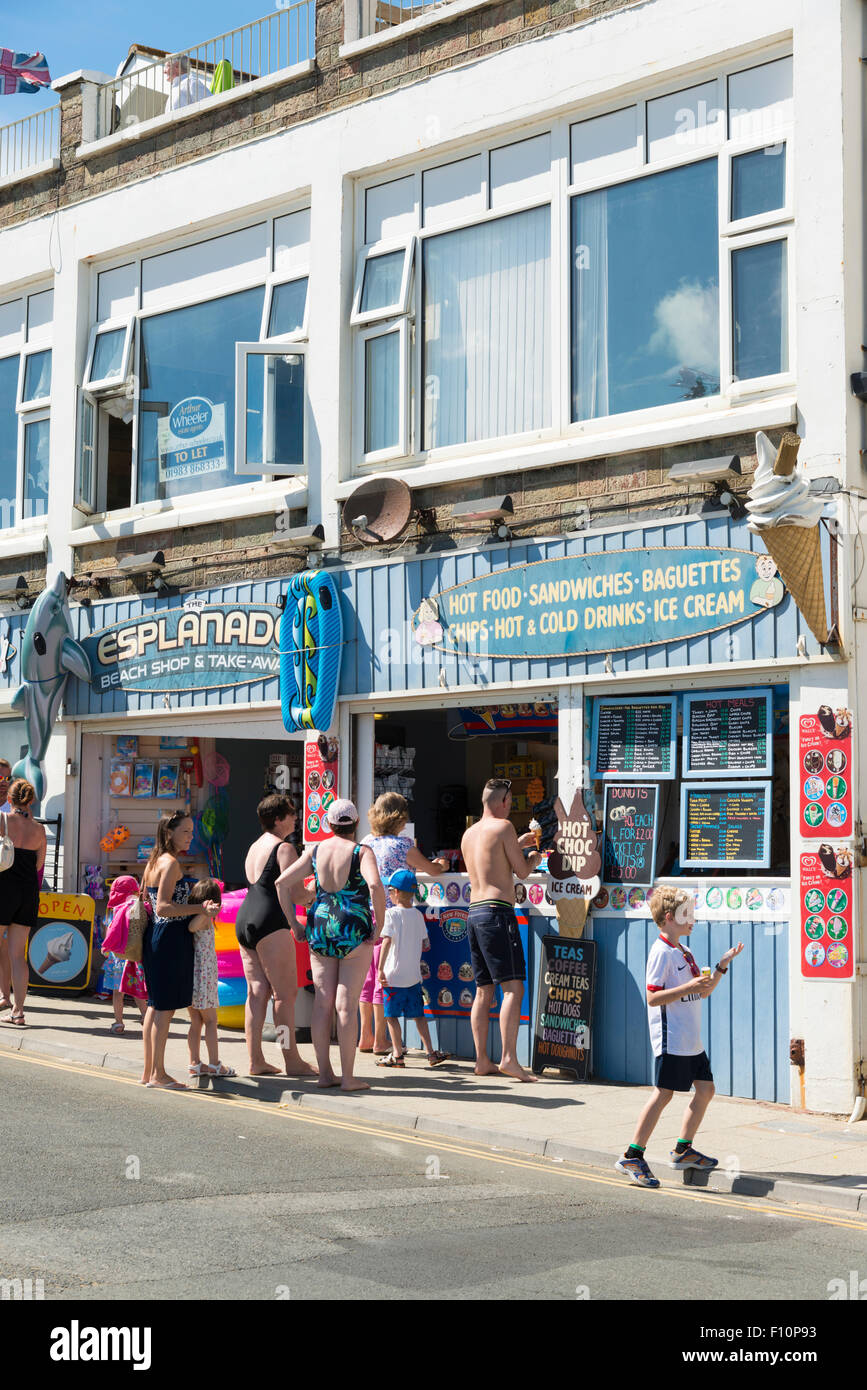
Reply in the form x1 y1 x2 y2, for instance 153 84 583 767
157 396 227 484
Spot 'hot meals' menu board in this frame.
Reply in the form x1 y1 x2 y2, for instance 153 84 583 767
591 697 677 780
682 687 773 776
680 781 771 869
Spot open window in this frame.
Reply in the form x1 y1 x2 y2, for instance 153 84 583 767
83 319 134 392
262 275 309 341
234 341 306 477
355 318 410 465
17 347 52 412
350 239 415 326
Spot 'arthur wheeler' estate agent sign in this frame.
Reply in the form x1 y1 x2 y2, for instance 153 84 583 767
412 548 784 659
81 604 282 694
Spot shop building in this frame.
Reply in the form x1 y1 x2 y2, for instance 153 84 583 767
0 0 863 1113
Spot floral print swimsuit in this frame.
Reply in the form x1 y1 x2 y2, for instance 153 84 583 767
307 845 374 959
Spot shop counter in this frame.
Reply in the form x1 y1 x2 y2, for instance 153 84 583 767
411 874 792 1101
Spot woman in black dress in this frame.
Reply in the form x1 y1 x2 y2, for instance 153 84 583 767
141 811 219 1089
235 794 316 1078
0 779 46 1027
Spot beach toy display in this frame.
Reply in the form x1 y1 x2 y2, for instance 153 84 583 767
215 888 247 1029
100 825 130 854
280 570 343 734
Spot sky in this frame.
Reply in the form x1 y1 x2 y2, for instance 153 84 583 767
0 1 280 122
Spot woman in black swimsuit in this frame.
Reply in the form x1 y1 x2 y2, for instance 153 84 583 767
0 779 46 1027
235 794 317 1078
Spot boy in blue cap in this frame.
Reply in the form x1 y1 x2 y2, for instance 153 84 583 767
377 868 450 1068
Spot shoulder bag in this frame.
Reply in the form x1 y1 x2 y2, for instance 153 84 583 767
0 812 14 873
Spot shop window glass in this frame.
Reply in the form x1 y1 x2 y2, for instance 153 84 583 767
22 349 52 403
23 417 49 518
571 158 719 420
0 356 18 527
731 145 786 221
732 240 788 380
137 286 265 501
422 204 551 449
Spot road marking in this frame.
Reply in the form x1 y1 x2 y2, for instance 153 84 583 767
4 1046 866 1232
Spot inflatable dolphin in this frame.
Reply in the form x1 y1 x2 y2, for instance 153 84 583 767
11 573 91 804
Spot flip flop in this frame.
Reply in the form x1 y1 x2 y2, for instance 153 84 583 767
109 1022 125 1036
146 1079 188 1090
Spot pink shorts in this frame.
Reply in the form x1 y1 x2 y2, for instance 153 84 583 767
359 939 383 1005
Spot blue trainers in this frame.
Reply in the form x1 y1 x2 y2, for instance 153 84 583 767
670 1146 718 1171
615 1155 660 1188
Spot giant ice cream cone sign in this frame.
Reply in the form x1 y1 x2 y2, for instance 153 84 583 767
746 431 829 645
547 787 602 938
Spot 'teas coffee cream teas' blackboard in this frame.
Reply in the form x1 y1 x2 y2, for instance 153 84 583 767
591 697 677 779
532 935 597 1080
682 687 773 777
680 781 772 869
602 783 659 887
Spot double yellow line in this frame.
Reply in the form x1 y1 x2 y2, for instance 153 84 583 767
5 1046 867 1233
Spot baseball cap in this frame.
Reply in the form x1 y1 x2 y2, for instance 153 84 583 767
326 798 358 827
387 868 418 893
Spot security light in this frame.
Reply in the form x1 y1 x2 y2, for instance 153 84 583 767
451 495 514 525
667 456 742 485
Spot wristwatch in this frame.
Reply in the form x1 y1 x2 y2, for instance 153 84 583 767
715 961 728 974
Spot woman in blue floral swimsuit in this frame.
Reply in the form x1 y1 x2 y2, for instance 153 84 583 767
277 800 386 1091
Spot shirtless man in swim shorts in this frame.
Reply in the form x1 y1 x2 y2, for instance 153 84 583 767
461 779 542 1082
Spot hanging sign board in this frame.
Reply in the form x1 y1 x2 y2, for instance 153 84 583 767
799 847 854 981
592 697 677 779
798 708 853 837
602 784 659 887
680 781 771 869
303 736 339 843
414 548 786 661
682 687 773 777
27 892 95 992
531 935 597 1079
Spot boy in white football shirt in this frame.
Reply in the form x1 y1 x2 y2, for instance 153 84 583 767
376 869 449 1069
616 885 743 1188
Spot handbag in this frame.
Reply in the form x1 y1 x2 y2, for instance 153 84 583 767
124 888 151 964
0 812 13 874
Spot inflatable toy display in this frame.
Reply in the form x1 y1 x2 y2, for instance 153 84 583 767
214 888 312 1028
280 569 343 734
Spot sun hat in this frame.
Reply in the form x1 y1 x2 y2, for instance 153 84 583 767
387 868 418 893
326 798 358 827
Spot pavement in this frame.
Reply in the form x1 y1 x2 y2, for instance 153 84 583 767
4 990 867 1215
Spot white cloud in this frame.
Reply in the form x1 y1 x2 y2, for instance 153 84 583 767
648 280 719 376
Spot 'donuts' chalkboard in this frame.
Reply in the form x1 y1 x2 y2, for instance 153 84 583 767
592 697 677 780
532 935 597 1080
602 783 659 887
683 687 772 776
680 780 771 869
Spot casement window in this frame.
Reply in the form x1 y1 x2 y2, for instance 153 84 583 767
77 209 311 515
0 287 53 529
353 53 793 471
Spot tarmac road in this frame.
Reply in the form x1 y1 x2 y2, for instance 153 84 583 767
1 1051 865 1302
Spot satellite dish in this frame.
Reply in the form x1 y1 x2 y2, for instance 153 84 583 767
342 477 414 545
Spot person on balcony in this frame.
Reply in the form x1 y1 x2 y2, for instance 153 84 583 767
163 53 210 113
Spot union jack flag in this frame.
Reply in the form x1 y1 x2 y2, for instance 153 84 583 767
0 50 51 95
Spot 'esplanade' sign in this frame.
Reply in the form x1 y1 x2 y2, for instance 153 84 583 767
83 604 281 693
412 548 783 660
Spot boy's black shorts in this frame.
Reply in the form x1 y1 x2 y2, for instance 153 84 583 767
654 1051 714 1092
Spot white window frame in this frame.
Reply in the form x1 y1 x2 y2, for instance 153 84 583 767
17 345 52 412
234 340 307 478
78 206 312 519
355 318 411 467
262 272 310 342
350 238 415 326
20 407 51 522
724 225 793 399
350 45 794 480
75 391 98 514
83 317 135 393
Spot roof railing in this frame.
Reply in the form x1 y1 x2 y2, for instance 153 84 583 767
95 3 315 140
0 105 60 182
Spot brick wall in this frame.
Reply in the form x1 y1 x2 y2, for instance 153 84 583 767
0 0 645 229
